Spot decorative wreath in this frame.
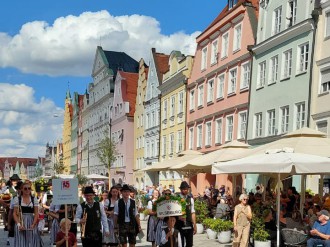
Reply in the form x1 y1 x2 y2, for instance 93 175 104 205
152 194 187 214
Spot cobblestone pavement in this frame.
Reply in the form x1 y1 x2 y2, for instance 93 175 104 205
0 218 233 246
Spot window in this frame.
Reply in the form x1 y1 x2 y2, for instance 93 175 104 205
298 43 309 73
228 0 238 9
178 91 184 113
273 7 282 34
283 49 292 78
221 32 229 58
287 0 297 27
207 79 214 102
241 62 250 89
211 39 219 64
217 74 225 99
163 99 168 120
170 96 175 117
215 118 223 144
267 109 276 136
205 121 212 146
189 127 194 150
280 106 289 134
197 125 203 148
255 113 263 137
238 112 247 139
138 93 141 104
317 121 328 134
146 142 150 157
162 136 166 156
320 69 330 93
140 114 143 127
270 55 279 84
177 131 183 153
169 133 174 155
258 61 266 88
189 90 195 111
137 116 140 128
295 102 305 130
198 85 204 107
201 46 207 70
226 116 233 141
233 24 242 51
326 12 330 38
146 114 150 129
228 68 237 94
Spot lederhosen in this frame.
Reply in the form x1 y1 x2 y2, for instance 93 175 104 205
175 195 193 247
58 204 77 236
81 201 102 247
117 198 138 244
160 228 179 247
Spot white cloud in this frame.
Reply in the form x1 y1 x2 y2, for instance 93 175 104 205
0 10 199 77
0 83 63 157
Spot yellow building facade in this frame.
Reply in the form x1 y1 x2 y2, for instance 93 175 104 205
158 51 194 190
133 59 148 190
62 90 72 174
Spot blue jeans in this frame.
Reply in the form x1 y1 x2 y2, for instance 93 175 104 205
307 238 330 247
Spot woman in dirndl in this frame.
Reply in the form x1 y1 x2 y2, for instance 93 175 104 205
13 181 42 247
104 186 120 246
48 202 60 245
147 189 160 247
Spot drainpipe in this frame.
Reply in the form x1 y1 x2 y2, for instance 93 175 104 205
245 45 254 144
307 9 320 127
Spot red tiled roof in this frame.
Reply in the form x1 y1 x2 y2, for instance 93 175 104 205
0 157 39 176
118 71 139 117
152 48 170 83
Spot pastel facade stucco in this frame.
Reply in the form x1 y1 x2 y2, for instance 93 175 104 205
62 90 72 174
110 71 138 185
186 1 258 195
70 92 79 173
133 59 148 190
159 51 193 191
81 92 90 175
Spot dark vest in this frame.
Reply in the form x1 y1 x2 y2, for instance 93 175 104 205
18 196 35 213
81 201 102 233
185 195 192 223
161 228 179 247
59 204 76 221
117 198 136 226
9 187 17 197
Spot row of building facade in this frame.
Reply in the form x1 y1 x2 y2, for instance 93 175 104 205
46 0 330 195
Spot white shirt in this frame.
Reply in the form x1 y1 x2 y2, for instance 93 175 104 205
13 196 39 208
114 198 138 223
160 228 182 247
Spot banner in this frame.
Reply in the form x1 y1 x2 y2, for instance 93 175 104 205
157 200 182 217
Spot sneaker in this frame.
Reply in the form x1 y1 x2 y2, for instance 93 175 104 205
6 241 10 246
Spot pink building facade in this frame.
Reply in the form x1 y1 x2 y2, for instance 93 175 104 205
110 71 138 185
186 0 258 195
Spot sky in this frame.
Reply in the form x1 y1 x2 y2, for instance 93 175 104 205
0 0 227 158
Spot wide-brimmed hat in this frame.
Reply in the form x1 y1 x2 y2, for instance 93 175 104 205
121 184 131 192
317 209 329 217
10 174 21 181
179 181 190 189
83 186 95 195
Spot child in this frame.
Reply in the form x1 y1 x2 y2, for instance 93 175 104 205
56 219 77 247
160 216 182 247
38 203 45 235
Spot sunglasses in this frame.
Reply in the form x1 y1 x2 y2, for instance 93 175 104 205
242 199 248 201
164 193 171 196
23 187 31 191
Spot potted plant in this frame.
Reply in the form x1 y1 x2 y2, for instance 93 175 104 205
214 219 233 244
252 217 271 247
203 218 217 239
194 199 209 234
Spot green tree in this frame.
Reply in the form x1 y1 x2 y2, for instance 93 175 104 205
53 158 65 175
76 174 88 186
97 130 118 189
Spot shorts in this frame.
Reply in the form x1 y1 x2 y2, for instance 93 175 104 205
118 222 136 244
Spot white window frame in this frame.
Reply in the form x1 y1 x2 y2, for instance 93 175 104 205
197 124 203 148
215 118 223 144
211 39 219 64
295 102 306 130
273 6 282 35
269 55 279 84
240 62 250 90
217 73 225 99
282 49 292 79
170 95 175 117
257 61 266 88
233 23 242 52
205 121 212 147
297 42 309 74
228 67 237 95
177 130 183 153
238 111 247 140
162 135 166 156
169 133 174 155
189 89 195 111
188 127 194 150
325 10 330 38
280 105 290 134
198 85 204 107
163 99 168 120
267 109 276 136
207 79 214 103
201 46 208 70
287 0 297 27
320 68 330 94
221 32 229 59
255 113 263 138
178 91 184 114
226 115 234 142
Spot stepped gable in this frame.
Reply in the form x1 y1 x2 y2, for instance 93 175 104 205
103 50 139 77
